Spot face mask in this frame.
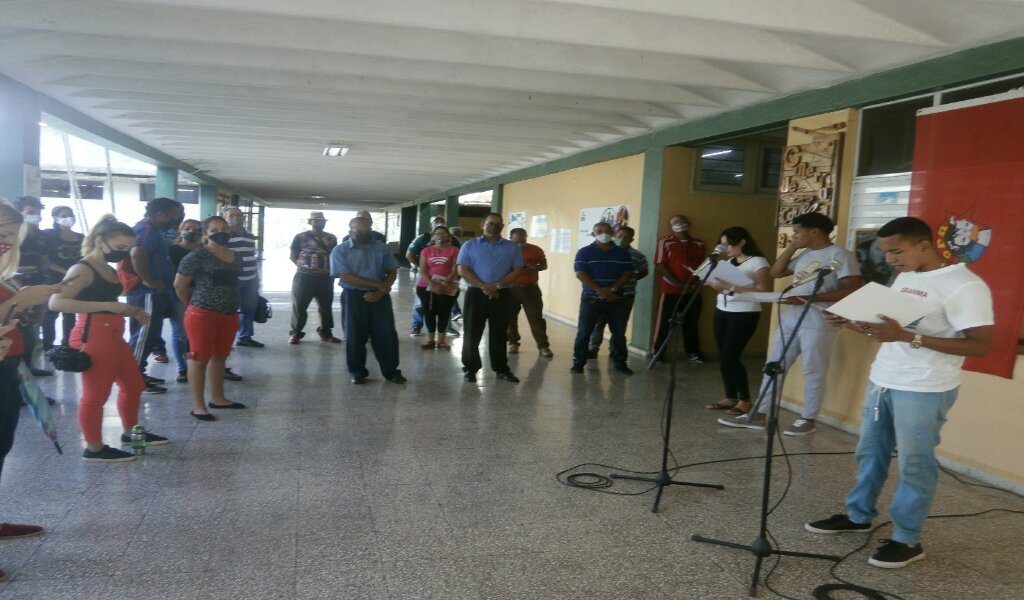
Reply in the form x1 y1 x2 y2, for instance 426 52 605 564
434 237 449 245
671 223 689 233
102 242 129 263
311 221 326 232
23 214 41 224
208 231 231 245
0 242 11 255
56 217 75 227
353 233 372 244
182 231 199 243
595 233 613 244
228 216 243 227
612 237 626 247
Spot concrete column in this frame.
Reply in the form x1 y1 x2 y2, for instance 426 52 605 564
491 185 503 216
400 205 418 265
445 195 459 226
418 202 433 234
199 183 217 218
0 77 40 200
630 146 665 352
155 165 177 199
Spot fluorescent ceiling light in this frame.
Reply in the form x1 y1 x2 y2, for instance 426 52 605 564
311 195 325 199
701 149 732 158
733 173 743 178
322 144 349 157
38 122 49 127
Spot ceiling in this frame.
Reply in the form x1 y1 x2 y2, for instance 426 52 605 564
1 0 1023 210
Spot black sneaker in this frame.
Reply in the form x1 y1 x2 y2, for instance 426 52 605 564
236 337 265 348
868 539 925 569
687 352 708 363
495 371 520 383
143 383 167 395
463 371 477 382
83 445 136 463
143 375 165 384
586 348 598 359
805 514 872 535
570 364 584 374
446 326 460 338
224 368 243 382
120 432 170 446
614 364 634 376
176 372 187 383
409 327 423 337
385 373 407 384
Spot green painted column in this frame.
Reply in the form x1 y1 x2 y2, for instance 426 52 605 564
198 184 218 218
491 185 503 216
418 202 433 234
445 195 459 226
155 165 177 199
630 146 665 352
0 78 40 201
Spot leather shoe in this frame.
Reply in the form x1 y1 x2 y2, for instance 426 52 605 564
190 411 215 422
385 373 407 384
495 371 520 383
351 375 368 384
463 372 477 382
288 335 301 344
320 336 342 344
570 364 584 374
614 364 634 376
208 401 247 409
0 523 44 539
224 368 243 382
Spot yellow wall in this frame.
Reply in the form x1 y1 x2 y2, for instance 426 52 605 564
656 146 780 357
777 109 1024 487
503 154 645 324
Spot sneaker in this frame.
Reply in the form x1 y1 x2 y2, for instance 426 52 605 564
320 335 342 344
289 335 302 345
508 343 520 354
495 371 520 383
463 371 477 382
82 445 136 463
586 348 598 359
614 364 634 376
143 383 167 395
868 539 925 569
385 373 407 384
176 372 187 383
445 326 460 338
784 419 817 436
236 337 265 348
805 514 872 535
687 352 708 363
0 523 44 539
153 354 169 363
451 314 462 322
119 432 170 446
539 347 553 357
409 327 423 337
717 414 765 430
143 375 165 384
570 364 584 374
224 368 243 382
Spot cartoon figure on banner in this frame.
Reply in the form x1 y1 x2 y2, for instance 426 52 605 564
936 207 992 264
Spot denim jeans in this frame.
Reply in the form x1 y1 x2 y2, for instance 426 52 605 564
845 383 958 545
589 295 635 351
341 289 400 379
168 295 188 374
236 279 260 340
127 288 172 373
573 295 628 367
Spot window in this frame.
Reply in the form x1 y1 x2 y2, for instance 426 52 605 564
140 183 199 204
697 145 746 187
759 146 783 192
941 74 1024 105
40 177 105 200
694 140 782 194
856 97 934 177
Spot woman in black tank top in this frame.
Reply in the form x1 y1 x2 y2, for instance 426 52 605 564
49 216 170 463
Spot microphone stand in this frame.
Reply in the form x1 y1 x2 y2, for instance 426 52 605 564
690 275 840 597
609 257 724 512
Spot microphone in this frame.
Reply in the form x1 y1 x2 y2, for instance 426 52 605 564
782 260 841 293
693 243 730 276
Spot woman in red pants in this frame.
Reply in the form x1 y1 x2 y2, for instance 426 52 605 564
49 215 169 463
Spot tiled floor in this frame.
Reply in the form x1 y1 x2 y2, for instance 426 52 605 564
2 272 1022 599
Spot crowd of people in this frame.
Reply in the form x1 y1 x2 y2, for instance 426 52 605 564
0 195 997 573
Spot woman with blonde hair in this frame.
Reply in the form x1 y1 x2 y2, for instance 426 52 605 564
49 214 169 462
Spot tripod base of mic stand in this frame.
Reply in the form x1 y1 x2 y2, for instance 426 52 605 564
690 534 840 597
609 471 724 513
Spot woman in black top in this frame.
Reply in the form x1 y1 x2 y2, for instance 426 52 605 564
174 216 245 421
49 215 169 463
41 206 85 349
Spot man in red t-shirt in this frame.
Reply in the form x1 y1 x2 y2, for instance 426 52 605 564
506 228 553 357
652 214 707 362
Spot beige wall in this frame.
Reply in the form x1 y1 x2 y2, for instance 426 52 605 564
657 146 780 357
776 109 1024 488
503 154 645 324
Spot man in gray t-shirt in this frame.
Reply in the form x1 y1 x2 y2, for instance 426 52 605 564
719 213 862 436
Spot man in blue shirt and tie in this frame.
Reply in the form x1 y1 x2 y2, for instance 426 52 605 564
330 217 406 385
457 213 524 383
572 222 635 375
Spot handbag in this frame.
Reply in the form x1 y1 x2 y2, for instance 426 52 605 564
254 295 272 323
45 314 93 372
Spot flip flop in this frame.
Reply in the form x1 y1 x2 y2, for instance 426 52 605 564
705 400 738 411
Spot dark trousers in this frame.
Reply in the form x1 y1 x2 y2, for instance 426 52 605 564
462 287 512 374
291 273 335 337
589 295 635 350
653 292 703 356
415 287 457 334
42 309 76 349
713 309 761 400
574 296 628 367
341 289 400 379
506 284 549 349
0 357 22 480
127 289 172 374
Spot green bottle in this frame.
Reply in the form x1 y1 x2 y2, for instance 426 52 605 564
130 425 147 455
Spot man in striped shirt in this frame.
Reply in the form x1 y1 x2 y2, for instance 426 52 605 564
572 222 635 375
224 207 264 348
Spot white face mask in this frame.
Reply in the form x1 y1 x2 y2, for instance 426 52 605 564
227 216 243 227
56 217 75 227
671 223 689 233
23 214 42 224
595 233 613 244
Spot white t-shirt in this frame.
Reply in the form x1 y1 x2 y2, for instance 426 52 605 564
780 244 860 330
869 264 993 393
716 256 771 313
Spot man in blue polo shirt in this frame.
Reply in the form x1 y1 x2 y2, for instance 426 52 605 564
572 222 635 375
457 213 524 383
330 216 405 385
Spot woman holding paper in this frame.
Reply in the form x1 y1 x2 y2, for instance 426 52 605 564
704 227 772 414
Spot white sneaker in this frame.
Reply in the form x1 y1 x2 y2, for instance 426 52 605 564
717 414 765 430
784 419 816 436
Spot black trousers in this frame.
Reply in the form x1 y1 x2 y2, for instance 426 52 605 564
415 287 457 334
713 309 761 400
653 292 703 356
0 357 22 480
461 287 512 374
290 273 335 337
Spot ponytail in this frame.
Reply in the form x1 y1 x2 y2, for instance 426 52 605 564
82 214 135 256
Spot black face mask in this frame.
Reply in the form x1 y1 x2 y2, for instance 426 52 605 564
104 249 129 263
208 231 232 246
352 233 372 244
182 231 199 243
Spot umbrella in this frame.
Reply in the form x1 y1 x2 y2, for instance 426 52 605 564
15 362 62 454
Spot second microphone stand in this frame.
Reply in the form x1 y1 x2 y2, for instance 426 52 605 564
609 257 724 512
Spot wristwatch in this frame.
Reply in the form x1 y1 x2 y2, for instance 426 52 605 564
909 333 924 349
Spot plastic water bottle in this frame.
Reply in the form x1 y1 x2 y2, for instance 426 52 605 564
130 425 147 455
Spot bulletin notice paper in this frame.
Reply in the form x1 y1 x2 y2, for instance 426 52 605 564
697 260 754 288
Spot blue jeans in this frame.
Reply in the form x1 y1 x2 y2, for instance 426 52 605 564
341 289 400 379
845 383 958 545
573 295 628 367
410 291 424 329
236 279 259 340
169 295 188 374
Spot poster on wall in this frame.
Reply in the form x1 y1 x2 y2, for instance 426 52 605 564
530 215 548 238
550 228 572 254
507 211 526 232
578 205 631 252
776 135 842 226
910 90 1024 378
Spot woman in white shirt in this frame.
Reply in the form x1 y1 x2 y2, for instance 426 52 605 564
704 227 772 415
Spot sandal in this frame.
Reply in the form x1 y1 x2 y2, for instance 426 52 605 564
727 402 752 416
437 342 450 350
419 341 436 350
705 399 738 411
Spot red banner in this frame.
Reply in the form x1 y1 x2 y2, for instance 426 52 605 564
909 92 1024 379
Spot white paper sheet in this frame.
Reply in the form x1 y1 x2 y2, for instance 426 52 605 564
696 260 754 288
729 291 797 303
822 282 937 326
